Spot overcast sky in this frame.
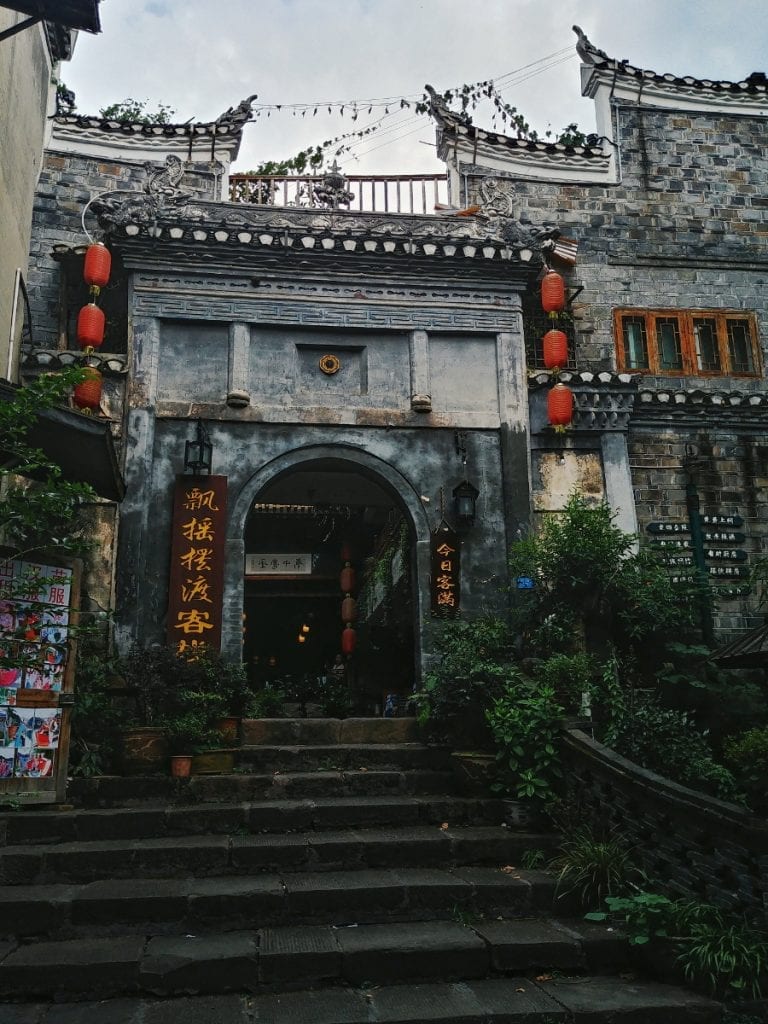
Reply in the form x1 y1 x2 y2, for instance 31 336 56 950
64 1 768 175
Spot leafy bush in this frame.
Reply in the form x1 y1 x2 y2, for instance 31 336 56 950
551 825 638 909
70 651 123 775
530 652 598 714
723 728 768 815
611 697 742 803
485 680 563 802
414 617 518 746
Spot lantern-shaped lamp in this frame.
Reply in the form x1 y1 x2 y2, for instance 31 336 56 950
76 303 105 349
340 562 355 594
83 242 111 290
547 382 574 431
541 270 565 316
453 479 479 528
341 624 356 655
340 542 353 562
73 366 103 413
341 594 357 623
543 329 568 371
184 418 213 475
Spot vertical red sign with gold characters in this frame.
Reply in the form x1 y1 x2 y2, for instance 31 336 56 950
430 526 460 618
167 476 228 655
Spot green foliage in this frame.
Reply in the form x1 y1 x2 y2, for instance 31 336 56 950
246 685 285 719
159 689 226 755
723 728 768 815
0 370 95 558
509 495 699 665
680 921 768 999
529 652 598 714
69 649 122 776
611 696 742 803
413 616 517 745
98 98 176 124
551 826 638 909
485 679 563 802
586 891 677 946
319 674 351 719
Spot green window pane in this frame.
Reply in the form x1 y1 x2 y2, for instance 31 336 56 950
693 318 721 372
622 318 648 369
656 317 683 371
726 320 755 374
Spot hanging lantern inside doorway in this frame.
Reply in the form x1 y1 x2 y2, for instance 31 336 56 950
76 303 105 349
341 594 357 623
340 542 353 562
543 329 568 371
541 270 565 317
340 562 356 594
547 382 574 431
341 624 356 655
73 366 103 413
83 242 112 291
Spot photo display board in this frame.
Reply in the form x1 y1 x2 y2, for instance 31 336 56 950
0 556 79 804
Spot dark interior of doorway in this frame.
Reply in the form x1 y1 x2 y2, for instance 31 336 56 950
243 463 414 716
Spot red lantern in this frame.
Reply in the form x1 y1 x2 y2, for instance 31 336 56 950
83 243 111 289
76 303 105 348
541 270 565 316
73 367 103 412
341 594 357 623
543 329 568 370
547 382 574 429
340 542 353 562
340 563 355 593
341 625 356 655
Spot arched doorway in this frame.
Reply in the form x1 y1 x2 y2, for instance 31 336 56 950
236 452 427 716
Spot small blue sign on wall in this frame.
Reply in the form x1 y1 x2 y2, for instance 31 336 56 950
515 576 535 590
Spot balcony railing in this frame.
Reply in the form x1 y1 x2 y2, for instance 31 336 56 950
229 173 449 217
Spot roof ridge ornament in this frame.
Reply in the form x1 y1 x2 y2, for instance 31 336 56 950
91 155 205 230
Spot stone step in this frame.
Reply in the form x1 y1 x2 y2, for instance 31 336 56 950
0 866 560 939
237 743 451 772
241 717 419 746
0 918 631 1001
0 978 722 1024
67 767 455 807
0 795 505 847
0 825 556 885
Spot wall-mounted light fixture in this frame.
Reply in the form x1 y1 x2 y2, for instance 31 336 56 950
453 479 479 529
184 418 213 475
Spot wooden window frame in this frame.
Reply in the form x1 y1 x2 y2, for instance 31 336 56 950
614 309 762 379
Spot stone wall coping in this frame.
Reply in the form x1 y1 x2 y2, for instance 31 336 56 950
21 348 127 376
563 727 768 847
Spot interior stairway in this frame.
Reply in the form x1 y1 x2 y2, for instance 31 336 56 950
0 718 721 1023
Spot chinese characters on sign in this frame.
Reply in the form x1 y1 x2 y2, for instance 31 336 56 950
430 527 460 618
646 510 751 600
244 554 312 576
167 476 228 656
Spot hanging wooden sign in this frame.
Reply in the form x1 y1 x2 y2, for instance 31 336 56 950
430 526 460 618
167 475 228 656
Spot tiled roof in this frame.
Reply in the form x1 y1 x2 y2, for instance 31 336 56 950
574 25 768 100
52 95 257 141
21 348 127 375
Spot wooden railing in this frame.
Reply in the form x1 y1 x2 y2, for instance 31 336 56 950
229 173 449 216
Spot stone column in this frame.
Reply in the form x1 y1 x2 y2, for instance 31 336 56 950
601 432 638 544
409 329 432 412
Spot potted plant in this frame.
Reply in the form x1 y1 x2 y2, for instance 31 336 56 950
115 646 177 775
160 688 226 777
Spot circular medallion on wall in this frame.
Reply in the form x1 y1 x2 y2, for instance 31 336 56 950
319 353 341 375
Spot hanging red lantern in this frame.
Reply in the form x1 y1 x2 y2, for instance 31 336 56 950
341 594 357 623
76 303 105 349
541 270 565 316
340 562 355 593
73 367 103 413
543 329 568 370
83 243 111 290
547 382 574 430
340 542 353 562
341 624 356 655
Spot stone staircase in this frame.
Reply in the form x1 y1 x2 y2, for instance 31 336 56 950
0 718 721 1022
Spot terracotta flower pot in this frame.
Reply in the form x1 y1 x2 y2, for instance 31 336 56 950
215 716 241 746
170 755 192 778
